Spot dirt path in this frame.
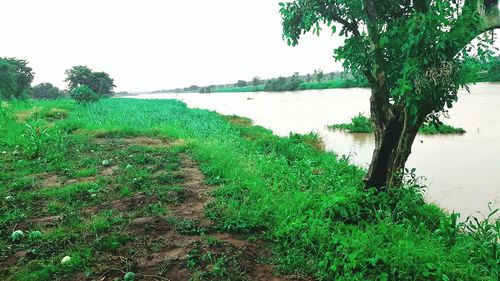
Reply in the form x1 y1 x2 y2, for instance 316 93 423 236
88 138 293 280
1 136 296 281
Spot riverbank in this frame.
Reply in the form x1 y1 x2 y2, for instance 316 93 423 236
0 99 498 280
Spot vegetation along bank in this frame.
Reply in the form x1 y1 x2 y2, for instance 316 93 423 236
0 98 498 280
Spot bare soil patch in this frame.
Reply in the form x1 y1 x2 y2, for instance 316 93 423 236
86 137 292 280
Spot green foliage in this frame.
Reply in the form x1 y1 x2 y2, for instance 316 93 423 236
70 85 99 104
419 123 466 135
199 86 213 93
487 56 500 82
0 57 34 100
235 80 248 87
264 74 303 91
31 83 64 100
313 68 324 82
0 99 498 280
280 0 498 143
65 66 115 97
329 113 466 135
329 113 374 133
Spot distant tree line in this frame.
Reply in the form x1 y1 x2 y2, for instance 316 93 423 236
0 57 116 103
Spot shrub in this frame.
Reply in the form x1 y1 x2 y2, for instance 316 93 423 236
31 83 64 99
70 85 99 104
329 113 466 135
264 74 303 92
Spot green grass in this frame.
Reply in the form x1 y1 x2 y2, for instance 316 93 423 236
329 113 467 135
0 99 497 280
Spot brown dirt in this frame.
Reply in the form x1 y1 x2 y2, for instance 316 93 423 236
4 136 294 281
94 137 173 148
33 172 63 188
87 143 292 280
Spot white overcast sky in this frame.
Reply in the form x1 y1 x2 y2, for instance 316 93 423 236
2 1 499 92
1 0 344 92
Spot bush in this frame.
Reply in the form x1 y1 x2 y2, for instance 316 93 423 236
31 83 64 100
329 113 466 135
328 114 374 133
264 75 303 92
70 85 99 104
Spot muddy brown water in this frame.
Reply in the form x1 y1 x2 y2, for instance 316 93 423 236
128 83 500 218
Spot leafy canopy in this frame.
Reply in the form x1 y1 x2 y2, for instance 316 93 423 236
65 66 115 97
0 57 34 100
32 83 64 100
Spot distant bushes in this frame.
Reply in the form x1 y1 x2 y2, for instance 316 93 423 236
329 113 466 135
264 74 303 91
31 83 64 99
199 86 213 94
300 77 368 90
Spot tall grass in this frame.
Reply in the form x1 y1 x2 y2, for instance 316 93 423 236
1 99 497 280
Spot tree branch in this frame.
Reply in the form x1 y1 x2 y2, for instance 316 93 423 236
447 0 499 58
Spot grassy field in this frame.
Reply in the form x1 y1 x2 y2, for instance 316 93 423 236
0 99 498 280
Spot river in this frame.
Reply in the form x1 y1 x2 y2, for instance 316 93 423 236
129 83 500 218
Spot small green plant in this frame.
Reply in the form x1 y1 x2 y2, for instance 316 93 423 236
23 119 51 158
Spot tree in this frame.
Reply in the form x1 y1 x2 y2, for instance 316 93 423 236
70 85 99 104
265 74 303 91
313 68 324 82
31 83 63 99
252 76 261 88
188 85 200 92
65 66 115 96
236 80 248 87
0 57 34 100
281 0 500 189
306 73 312 82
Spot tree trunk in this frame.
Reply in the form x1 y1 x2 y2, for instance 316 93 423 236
364 109 423 190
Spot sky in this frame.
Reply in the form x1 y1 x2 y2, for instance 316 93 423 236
1 1 499 92
0 0 344 92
